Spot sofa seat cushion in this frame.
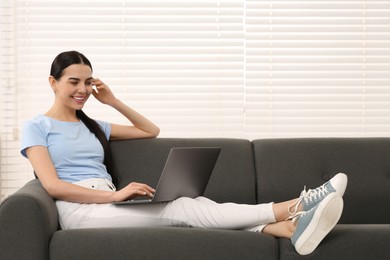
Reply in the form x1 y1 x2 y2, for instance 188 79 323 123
50 227 278 260
278 224 390 260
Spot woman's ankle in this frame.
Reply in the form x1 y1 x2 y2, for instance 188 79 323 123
262 220 296 239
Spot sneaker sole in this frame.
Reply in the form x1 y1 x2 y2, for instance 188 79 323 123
294 193 343 255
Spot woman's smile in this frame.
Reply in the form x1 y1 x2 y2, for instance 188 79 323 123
72 95 88 104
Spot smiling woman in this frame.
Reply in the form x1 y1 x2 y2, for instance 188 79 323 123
16 50 348 255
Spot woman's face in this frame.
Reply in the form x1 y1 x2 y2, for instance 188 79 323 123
50 64 93 111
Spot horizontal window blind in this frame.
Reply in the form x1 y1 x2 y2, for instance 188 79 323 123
16 0 245 138
1 0 246 200
1 0 31 201
245 0 390 138
1 0 390 201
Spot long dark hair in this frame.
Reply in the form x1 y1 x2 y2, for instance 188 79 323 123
50 51 114 182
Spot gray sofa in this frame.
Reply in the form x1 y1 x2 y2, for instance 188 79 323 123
1 138 389 260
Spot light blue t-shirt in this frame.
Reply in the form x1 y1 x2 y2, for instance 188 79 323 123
20 114 112 183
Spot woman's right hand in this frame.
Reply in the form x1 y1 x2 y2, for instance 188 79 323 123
112 182 156 202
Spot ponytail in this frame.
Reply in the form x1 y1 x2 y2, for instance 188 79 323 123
76 110 115 184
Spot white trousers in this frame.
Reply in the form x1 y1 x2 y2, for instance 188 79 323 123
56 178 276 232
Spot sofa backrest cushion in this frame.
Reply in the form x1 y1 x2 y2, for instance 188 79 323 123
110 138 257 204
252 138 390 224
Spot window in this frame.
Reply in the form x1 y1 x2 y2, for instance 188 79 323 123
245 1 390 138
1 0 389 200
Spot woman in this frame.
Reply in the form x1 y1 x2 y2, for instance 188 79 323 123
21 51 347 256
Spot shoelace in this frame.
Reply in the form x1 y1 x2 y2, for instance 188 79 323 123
288 183 330 216
287 204 317 228
286 211 303 222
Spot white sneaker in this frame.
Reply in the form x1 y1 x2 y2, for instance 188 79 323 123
291 193 344 255
289 173 348 215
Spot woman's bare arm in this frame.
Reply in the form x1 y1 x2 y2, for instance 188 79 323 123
26 146 154 203
91 78 160 140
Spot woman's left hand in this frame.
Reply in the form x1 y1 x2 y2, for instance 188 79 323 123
91 78 118 106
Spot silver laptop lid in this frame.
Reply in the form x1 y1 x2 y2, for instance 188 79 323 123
151 147 221 202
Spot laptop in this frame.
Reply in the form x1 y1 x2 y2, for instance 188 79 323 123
113 147 221 205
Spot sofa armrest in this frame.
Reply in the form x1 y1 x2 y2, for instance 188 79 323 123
0 179 58 260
